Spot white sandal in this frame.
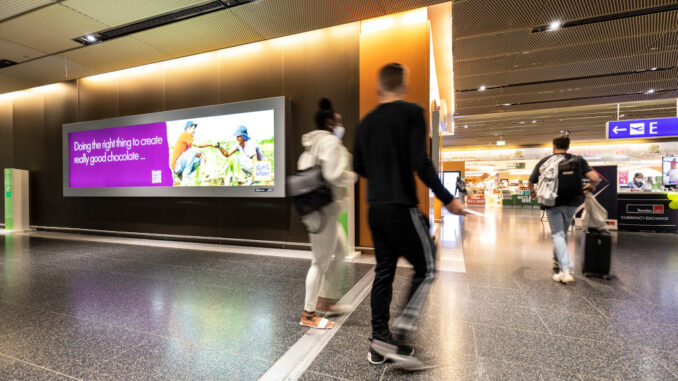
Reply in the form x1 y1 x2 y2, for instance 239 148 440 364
300 316 334 329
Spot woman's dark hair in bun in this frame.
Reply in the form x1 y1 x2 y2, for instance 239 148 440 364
315 98 335 130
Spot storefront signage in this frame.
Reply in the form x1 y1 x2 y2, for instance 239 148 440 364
607 117 678 140
507 162 525 169
626 204 664 214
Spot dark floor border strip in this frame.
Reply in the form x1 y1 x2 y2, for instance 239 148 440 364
30 225 313 251
26 225 375 252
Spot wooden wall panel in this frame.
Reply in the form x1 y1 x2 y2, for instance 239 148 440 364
358 19 431 248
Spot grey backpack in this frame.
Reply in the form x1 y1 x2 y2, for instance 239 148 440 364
537 155 565 207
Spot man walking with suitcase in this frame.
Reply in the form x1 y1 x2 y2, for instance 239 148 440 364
528 134 600 283
353 63 466 368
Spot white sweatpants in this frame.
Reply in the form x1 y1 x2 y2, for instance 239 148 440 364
303 205 347 312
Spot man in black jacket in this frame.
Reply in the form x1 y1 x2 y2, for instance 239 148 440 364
354 63 466 368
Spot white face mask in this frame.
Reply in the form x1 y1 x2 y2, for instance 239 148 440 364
333 125 345 139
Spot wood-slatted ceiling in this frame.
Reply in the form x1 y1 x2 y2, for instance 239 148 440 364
0 0 448 94
452 0 678 146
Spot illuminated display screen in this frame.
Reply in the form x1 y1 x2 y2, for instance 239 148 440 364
63 97 286 197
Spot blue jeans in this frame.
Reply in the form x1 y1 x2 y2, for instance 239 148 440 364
173 148 201 178
546 205 577 272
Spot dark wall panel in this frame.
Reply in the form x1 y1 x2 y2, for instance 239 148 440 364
118 68 165 117
5 24 361 245
78 79 119 122
0 99 14 223
165 55 220 111
12 93 45 225
218 44 284 104
281 24 361 242
42 82 78 227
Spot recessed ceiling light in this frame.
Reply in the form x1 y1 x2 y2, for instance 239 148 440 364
619 114 625 117
520 121 525 124
549 21 561 30
651 67 658 71
479 85 486 91
85 34 97 42
464 125 468 128
532 120 537 124
645 89 655 94
502 103 511 106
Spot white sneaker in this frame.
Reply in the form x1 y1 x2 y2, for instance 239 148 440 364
553 270 574 284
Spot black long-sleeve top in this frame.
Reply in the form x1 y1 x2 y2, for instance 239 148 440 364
353 100 454 207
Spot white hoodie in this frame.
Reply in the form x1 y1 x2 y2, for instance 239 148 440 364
298 130 357 213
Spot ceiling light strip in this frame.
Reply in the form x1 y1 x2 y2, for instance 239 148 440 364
458 66 675 93
531 3 678 33
73 0 257 45
496 88 678 108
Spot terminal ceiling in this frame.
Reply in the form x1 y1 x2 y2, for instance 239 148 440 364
450 0 678 147
0 0 448 94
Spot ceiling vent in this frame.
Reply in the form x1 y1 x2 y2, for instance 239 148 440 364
0 59 17 68
74 0 257 45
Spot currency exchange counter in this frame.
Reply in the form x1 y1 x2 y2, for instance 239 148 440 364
617 192 678 233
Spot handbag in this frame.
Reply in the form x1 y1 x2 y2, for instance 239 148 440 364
287 160 333 233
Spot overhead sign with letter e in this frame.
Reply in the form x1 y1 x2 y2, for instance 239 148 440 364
607 117 678 140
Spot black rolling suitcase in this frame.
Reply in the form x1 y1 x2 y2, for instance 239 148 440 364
582 228 611 279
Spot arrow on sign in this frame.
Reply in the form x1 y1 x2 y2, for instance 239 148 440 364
613 126 627 134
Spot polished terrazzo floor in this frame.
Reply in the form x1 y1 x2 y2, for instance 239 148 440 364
0 207 677 380
304 208 678 381
0 235 369 380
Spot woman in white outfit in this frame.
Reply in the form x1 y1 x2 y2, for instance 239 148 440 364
299 99 357 329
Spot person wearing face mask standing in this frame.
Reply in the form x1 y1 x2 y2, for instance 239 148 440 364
298 98 357 329
628 173 645 192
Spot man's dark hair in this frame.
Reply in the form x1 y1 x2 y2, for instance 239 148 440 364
634 172 643 178
553 134 570 150
379 63 405 92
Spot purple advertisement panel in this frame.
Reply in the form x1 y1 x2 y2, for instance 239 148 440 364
69 122 173 188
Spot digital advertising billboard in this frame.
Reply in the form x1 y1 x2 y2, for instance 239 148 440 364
63 97 286 197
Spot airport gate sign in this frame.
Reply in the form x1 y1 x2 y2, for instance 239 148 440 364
607 117 678 140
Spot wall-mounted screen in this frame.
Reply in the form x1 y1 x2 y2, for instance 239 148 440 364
63 97 286 197
663 156 678 186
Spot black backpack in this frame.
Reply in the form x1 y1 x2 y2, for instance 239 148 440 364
556 154 584 197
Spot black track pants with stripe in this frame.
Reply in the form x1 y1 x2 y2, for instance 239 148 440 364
368 205 436 341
